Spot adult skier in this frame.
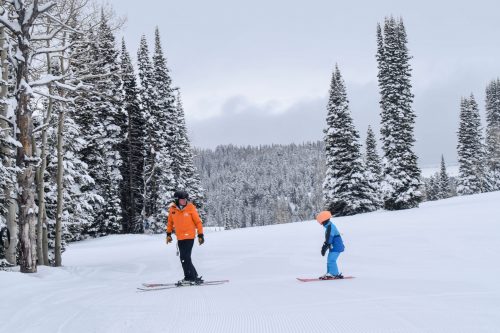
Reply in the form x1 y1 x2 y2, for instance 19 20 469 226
166 190 205 284
316 211 345 279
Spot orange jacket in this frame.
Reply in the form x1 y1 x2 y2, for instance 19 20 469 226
166 203 203 240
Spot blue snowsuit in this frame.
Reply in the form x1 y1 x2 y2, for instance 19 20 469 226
323 220 344 275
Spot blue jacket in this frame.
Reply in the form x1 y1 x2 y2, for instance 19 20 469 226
323 220 345 252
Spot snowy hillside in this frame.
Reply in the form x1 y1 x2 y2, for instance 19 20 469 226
2 191 500 333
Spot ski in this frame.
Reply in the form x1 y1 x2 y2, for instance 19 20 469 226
138 280 229 291
142 282 177 288
297 276 354 282
142 280 229 288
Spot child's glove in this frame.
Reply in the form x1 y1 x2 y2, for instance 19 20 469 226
321 242 329 256
166 233 172 244
198 234 204 245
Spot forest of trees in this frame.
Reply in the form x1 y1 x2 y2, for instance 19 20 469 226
0 0 203 271
194 143 325 228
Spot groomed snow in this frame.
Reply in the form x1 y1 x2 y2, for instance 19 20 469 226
1 191 500 333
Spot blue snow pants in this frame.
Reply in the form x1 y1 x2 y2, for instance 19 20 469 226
327 251 341 275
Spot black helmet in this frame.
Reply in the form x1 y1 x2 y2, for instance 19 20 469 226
174 190 189 207
174 190 189 200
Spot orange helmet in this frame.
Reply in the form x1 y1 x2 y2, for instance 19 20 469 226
316 211 332 224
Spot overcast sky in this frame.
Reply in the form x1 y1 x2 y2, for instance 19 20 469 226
106 0 500 166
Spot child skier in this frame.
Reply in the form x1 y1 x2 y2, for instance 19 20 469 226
166 190 205 284
316 211 344 279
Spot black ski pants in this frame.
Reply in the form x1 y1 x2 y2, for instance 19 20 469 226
178 239 198 280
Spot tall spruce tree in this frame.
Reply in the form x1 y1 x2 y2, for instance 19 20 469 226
137 33 175 233
365 126 383 198
120 40 145 233
323 65 380 216
457 95 486 195
70 27 105 237
73 14 124 236
93 13 126 235
136 35 156 229
376 17 422 210
151 28 176 229
485 79 500 191
438 155 451 199
173 90 205 217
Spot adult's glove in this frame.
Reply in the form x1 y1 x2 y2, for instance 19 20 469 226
166 233 172 244
198 234 204 245
321 242 329 256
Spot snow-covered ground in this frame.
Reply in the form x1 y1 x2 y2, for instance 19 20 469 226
2 191 500 333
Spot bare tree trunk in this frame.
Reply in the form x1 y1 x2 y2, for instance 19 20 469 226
54 27 70 267
42 223 48 265
54 108 63 266
15 4 40 274
0 22 17 265
17 88 37 273
36 23 55 266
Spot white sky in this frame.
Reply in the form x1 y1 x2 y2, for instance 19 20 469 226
106 0 500 166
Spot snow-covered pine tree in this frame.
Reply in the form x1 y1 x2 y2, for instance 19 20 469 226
72 13 124 237
365 126 382 206
136 35 156 231
457 95 487 195
120 39 146 234
150 27 176 231
92 12 126 235
322 65 380 216
173 90 205 218
70 27 106 238
376 17 422 210
485 79 500 191
438 155 451 199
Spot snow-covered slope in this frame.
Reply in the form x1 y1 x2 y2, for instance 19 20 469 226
2 192 500 333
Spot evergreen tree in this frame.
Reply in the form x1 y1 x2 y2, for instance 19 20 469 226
457 95 487 195
70 28 103 237
137 33 174 233
376 17 422 210
173 90 205 217
150 28 176 229
72 14 124 236
365 126 383 206
438 155 451 199
136 34 156 229
120 39 145 233
323 65 380 216
485 79 500 190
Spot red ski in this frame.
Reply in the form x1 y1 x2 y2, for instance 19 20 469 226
297 276 354 282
